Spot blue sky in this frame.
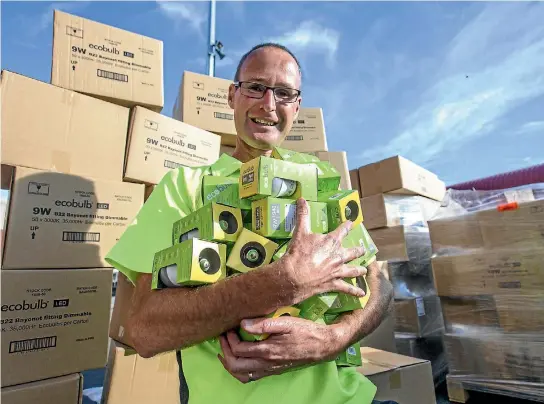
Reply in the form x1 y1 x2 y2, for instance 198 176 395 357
2 1 543 185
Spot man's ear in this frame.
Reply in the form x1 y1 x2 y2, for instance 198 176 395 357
228 83 236 109
293 97 302 121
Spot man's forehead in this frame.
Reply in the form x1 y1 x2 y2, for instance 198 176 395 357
238 47 300 88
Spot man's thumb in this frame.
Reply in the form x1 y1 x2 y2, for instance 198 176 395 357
292 198 311 238
241 318 291 335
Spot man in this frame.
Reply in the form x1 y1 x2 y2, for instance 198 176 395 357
106 43 394 404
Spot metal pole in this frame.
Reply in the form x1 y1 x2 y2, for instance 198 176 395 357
207 0 216 77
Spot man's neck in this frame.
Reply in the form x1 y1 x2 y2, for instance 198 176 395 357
231 138 273 163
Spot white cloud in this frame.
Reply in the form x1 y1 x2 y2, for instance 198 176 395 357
357 3 544 168
517 121 544 135
156 1 207 35
265 21 340 66
19 1 89 37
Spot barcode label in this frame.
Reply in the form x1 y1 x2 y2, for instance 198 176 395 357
164 160 183 169
214 112 233 120
416 297 425 316
97 69 128 82
10 336 57 353
62 231 100 242
284 204 296 232
286 135 303 141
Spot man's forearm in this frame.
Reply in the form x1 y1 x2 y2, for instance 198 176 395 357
330 261 394 351
129 261 296 357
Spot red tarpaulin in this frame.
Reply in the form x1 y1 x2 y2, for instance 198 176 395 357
448 163 544 190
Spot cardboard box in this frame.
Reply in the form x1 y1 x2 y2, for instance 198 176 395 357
124 106 221 185
101 341 180 404
358 348 436 404
360 313 397 353
220 145 235 155
51 10 163 111
281 108 328 152
369 225 432 263
441 296 498 330
362 194 440 230
358 156 446 201
1 373 83 404
173 71 236 145
109 273 134 347
395 334 447 380
428 199 544 254
444 331 544 382
431 248 544 297
1 71 129 182
1 166 144 269
350 169 361 198
394 296 444 337
1 269 112 387
313 151 352 190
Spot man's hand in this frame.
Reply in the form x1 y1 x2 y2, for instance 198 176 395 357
217 316 341 383
280 198 368 304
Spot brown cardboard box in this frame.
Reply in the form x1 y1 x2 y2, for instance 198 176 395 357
369 225 432 263
101 341 180 404
1 269 111 387
362 194 440 230
358 348 436 404
313 151 352 190
109 273 134 347
144 185 155 202
1 71 129 182
51 10 163 111
124 106 221 185
428 199 544 254
350 169 361 197
394 296 444 337
441 296 499 330
281 108 328 152
220 145 235 155
173 71 236 145
1 166 143 269
1 373 83 404
358 156 446 201
360 313 397 353
395 334 447 380
444 331 544 382
431 248 544 297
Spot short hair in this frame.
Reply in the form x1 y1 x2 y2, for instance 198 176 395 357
234 43 302 83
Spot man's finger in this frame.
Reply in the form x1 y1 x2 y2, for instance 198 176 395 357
329 220 353 243
292 198 311 239
340 265 367 279
241 316 295 335
332 279 366 298
341 246 365 263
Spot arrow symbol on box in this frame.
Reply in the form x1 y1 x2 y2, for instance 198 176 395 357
145 155 148 161
31 232 36 240
72 65 76 71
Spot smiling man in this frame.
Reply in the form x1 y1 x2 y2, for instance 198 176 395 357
106 43 394 404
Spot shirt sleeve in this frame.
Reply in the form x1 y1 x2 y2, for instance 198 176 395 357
105 166 206 284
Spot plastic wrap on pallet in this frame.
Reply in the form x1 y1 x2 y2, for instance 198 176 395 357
394 296 445 337
395 333 448 381
388 260 436 299
444 327 544 385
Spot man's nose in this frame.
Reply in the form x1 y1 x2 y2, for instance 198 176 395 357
260 88 276 111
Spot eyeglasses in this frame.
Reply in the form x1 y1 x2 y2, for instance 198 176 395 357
234 81 301 103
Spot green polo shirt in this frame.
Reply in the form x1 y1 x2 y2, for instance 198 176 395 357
105 153 377 404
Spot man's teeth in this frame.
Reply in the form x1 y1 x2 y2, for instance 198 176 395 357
251 118 276 126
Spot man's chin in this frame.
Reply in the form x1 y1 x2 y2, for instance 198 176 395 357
242 131 283 151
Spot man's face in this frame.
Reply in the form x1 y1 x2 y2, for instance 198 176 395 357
228 47 301 150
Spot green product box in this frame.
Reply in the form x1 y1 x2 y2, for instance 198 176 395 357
271 147 320 164
298 293 338 321
336 342 362 367
239 156 318 202
318 189 363 230
152 239 226 289
226 228 278 273
202 175 251 210
323 313 339 325
239 306 300 341
172 202 243 244
252 197 328 239
343 223 378 266
326 277 371 314
272 241 290 261
312 161 341 193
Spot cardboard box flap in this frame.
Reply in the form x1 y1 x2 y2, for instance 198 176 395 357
360 347 428 376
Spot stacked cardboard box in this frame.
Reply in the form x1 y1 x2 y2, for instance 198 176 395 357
428 185 544 402
355 156 448 381
0 9 215 402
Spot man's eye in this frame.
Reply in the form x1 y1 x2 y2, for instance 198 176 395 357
248 84 264 92
275 89 291 98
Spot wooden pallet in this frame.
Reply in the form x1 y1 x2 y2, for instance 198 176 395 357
446 375 470 403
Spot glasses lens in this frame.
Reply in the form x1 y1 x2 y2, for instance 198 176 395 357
241 82 266 98
274 88 299 102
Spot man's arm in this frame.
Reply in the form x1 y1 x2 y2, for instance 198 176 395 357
329 260 394 349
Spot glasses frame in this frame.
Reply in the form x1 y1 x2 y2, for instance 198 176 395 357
234 81 301 104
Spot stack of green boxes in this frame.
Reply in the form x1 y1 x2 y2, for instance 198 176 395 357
150 147 378 368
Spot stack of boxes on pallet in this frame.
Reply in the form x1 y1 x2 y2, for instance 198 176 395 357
352 156 449 382
0 10 222 403
427 185 544 403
